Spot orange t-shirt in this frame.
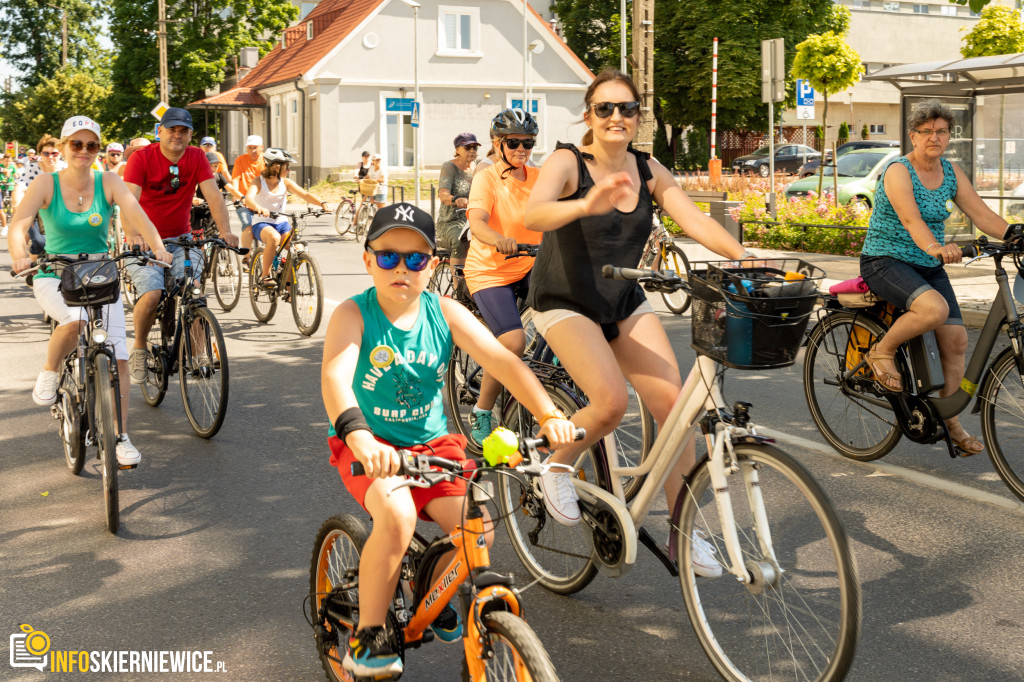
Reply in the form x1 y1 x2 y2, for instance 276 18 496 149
464 164 541 295
231 153 265 194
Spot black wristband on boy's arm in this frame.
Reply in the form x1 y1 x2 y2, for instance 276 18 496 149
335 407 370 446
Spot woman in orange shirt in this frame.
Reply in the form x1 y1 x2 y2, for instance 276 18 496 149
463 108 543 446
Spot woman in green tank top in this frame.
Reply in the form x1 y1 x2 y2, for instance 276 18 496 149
8 115 169 466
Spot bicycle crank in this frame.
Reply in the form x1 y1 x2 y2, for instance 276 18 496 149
574 481 637 578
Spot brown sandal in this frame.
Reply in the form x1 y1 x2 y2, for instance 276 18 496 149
948 423 984 457
864 345 903 393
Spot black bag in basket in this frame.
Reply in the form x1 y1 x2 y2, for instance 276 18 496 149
59 260 121 307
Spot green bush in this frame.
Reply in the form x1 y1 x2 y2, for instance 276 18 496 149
676 127 709 172
728 189 868 256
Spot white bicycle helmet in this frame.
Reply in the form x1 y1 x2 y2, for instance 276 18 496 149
263 147 296 164
490 108 539 137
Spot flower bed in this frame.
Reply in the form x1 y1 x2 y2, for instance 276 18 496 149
730 190 869 256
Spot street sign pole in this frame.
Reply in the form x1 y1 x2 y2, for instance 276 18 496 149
761 38 785 217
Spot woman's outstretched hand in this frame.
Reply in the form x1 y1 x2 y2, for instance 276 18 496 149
582 172 634 216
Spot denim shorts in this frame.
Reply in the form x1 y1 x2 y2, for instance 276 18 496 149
860 255 962 326
125 241 205 297
252 219 291 243
472 273 531 337
236 207 253 231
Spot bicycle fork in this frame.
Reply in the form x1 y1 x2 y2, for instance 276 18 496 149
705 422 780 586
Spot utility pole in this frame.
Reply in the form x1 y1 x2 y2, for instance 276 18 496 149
157 0 169 103
46 3 67 67
631 0 655 152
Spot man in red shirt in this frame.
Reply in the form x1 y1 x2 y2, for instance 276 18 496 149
231 134 265 254
123 107 239 385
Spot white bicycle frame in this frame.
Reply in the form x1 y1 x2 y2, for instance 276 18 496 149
576 354 777 584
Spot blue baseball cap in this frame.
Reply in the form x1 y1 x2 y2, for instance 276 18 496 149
200 136 216 146
159 107 194 130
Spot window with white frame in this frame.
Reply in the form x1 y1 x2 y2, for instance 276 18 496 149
437 6 480 56
912 3 928 13
288 98 298 150
939 4 957 15
850 0 871 8
882 1 900 11
869 124 886 134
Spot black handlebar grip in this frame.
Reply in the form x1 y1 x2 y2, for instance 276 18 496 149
602 265 648 281
237 248 250 255
350 462 365 476
960 244 977 258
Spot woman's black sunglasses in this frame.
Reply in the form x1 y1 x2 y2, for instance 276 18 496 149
366 247 433 272
591 101 641 119
502 138 536 150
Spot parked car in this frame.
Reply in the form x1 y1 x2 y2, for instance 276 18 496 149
785 149 900 207
731 144 820 177
797 139 900 177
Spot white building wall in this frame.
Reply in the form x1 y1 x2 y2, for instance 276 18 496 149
304 0 589 177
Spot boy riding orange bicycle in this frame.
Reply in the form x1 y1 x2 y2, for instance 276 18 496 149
320 202 575 677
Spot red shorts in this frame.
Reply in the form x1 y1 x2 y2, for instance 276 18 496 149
328 433 469 522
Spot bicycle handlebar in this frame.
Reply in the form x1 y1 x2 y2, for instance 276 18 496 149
10 250 169 278
602 264 687 293
503 243 539 260
349 429 585 478
163 235 249 256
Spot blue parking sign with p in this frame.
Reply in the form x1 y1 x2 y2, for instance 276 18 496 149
797 79 815 106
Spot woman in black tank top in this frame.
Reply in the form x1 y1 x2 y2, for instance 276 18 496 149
523 70 752 530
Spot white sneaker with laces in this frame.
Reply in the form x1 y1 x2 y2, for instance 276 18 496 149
690 529 724 578
538 461 581 526
115 434 141 467
32 369 60 406
1 226 8 237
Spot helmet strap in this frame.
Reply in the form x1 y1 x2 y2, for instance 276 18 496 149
498 143 522 180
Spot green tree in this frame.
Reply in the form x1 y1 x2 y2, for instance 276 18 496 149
105 0 298 139
961 5 1024 217
654 0 836 151
550 0 627 73
948 0 995 13
0 68 111 143
0 0 106 88
792 30 863 196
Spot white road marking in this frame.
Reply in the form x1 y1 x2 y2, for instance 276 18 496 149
759 426 1024 516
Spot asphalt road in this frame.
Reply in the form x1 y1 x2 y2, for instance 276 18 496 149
2 215 1023 681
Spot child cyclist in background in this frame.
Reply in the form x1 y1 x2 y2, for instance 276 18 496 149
321 202 577 678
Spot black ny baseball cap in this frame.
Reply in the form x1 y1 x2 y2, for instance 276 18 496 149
365 202 435 250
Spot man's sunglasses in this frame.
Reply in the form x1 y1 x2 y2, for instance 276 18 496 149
366 247 433 272
502 138 536 150
590 101 641 119
68 140 101 153
164 164 180 195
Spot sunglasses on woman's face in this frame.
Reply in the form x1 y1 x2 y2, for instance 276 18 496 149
590 101 641 119
503 138 536 151
39 151 61 158
366 247 433 272
68 139 102 153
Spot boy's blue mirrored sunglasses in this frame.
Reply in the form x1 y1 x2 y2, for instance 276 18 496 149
366 247 433 271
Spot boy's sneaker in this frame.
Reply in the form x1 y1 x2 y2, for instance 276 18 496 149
129 348 149 385
469 409 493 444
429 601 462 643
538 461 581 526
342 626 403 678
690 529 724 578
115 434 141 467
32 369 60 406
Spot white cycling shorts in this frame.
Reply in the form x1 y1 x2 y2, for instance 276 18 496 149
33 277 129 361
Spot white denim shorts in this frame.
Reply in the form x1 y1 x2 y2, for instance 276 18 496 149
531 299 655 338
34 276 128 361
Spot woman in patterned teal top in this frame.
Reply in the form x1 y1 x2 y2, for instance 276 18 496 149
859 99 1008 455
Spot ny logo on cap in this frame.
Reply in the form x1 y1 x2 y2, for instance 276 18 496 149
394 205 415 224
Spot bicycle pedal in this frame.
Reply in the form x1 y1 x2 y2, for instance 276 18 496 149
118 463 138 471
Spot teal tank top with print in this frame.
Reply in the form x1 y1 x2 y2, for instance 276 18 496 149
861 156 957 267
328 289 452 447
37 170 113 280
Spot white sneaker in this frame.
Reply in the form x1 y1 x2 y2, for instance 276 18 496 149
1 226 7 237
538 461 581 526
115 434 141 467
32 369 60 406
690 529 724 578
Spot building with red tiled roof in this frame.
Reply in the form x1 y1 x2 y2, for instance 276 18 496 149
190 0 593 182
